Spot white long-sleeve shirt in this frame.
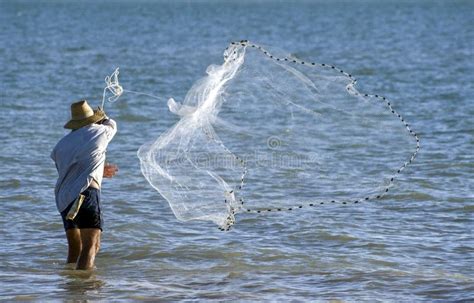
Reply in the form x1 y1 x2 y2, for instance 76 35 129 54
51 119 117 212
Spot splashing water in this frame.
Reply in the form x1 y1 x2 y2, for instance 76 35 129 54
136 41 420 231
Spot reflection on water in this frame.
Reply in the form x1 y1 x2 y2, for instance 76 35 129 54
59 270 105 298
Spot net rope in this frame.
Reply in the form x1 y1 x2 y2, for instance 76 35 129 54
101 68 164 109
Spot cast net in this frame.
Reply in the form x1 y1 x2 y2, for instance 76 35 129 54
137 41 420 230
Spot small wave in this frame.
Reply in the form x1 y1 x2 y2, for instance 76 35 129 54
354 67 375 76
461 204 474 212
0 194 34 202
116 114 154 122
14 295 38 301
319 231 358 242
0 179 21 189
393 192 436 201
368 258 398 267
358 242 387 249
63 46 88 53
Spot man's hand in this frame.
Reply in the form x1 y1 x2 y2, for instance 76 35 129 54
97 107 108 121
103 163 118 178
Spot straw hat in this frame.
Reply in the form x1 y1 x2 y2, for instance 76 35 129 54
64 100 106 129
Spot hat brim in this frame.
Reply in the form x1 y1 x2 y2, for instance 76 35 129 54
64 109 106 129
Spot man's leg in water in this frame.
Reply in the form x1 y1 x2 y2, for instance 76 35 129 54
76 228 101 270
66 229 82 264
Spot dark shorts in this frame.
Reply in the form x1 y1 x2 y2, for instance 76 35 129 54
61 187 103 231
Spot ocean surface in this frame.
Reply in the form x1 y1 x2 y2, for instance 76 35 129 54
0 0 473 301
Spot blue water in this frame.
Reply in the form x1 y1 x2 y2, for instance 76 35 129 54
0 0 473 301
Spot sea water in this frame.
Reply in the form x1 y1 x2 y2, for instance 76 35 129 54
0 0 472 301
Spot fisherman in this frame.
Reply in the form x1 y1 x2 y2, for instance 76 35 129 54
51 100 118 270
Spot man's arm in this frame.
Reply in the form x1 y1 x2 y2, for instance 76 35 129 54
96 107 117 141
97 110 118 178
101 117 117 141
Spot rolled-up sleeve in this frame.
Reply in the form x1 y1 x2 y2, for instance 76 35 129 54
102 118 117 141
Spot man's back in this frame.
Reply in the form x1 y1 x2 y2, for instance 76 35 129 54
52 119 116 213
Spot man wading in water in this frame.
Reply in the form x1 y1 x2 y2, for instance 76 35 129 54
51 100 118 270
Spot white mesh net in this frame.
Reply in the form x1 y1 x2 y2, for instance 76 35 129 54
137 41 420 230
